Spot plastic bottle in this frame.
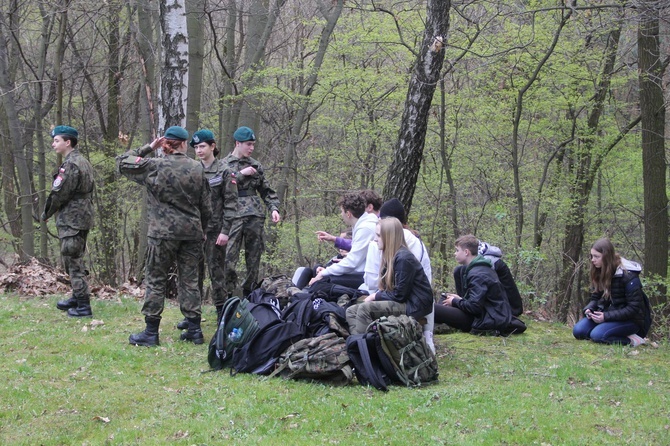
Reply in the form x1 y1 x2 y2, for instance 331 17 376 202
228 327 243 342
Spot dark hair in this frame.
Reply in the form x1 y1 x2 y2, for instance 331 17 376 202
455 234 479 257
338 192 366 218
360 189 383 212
61 135 78 148
590 238 621 297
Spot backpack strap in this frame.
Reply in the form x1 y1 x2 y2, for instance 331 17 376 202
356 335 389 391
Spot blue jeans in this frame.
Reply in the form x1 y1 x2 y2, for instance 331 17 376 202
573 318 639 345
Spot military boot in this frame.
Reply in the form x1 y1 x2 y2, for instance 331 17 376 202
129 317 160 347
176 318 189 330
56 296 77 311
67 296 92 318
180 317 204 345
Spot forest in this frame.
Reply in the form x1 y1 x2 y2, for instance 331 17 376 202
0 0 668 326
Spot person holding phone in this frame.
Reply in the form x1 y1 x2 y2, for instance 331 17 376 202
572 238 651 346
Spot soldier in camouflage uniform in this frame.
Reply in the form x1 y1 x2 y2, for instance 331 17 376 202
43 125 95 318
185 129 237 325
221 126 281 297
117 126 212 347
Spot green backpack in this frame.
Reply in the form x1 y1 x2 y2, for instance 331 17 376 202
368 315 439 387
269 332 353 385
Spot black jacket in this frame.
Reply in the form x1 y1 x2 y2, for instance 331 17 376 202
375 247 433 321
453 255 512 332
583 262 649 334
454 258 522 317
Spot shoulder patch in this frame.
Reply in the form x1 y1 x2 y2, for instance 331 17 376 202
53 175 63 189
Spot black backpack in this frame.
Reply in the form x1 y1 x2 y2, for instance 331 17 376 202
281 296 350 338
229 319 305 375
207 297 281 370
346 332 396 391
302 281 368 307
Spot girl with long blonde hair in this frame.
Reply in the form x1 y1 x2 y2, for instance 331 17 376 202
345 217 433 335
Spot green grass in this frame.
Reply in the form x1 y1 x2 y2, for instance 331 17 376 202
1 293 669 445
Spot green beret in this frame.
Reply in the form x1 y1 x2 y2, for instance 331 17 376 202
190 129 216 147
233 126 256 142
164 126 189 141
51 125 78 139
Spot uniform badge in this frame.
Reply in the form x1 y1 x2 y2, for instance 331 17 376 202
53 175 63 188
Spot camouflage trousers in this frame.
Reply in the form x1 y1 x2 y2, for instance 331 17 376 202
143 237 203 319
345 301 407 335
60 229 90 302
199 232 227 306
224 216 265 296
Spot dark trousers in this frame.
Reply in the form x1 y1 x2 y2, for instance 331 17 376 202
224 215 265 295
433 303 474 332
60 230 90 302
143 237 202 319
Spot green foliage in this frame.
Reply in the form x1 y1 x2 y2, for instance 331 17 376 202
2 294 670 445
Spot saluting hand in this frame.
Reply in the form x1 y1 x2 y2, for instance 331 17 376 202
149 136 166 150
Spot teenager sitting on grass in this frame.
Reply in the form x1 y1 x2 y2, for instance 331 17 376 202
572 238 650 347
437 234 525 336
346 217 433 335
292 231 351 289
362 198 437 353
308 192 377 289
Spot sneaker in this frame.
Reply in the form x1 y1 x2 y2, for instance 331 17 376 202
627 334 646 347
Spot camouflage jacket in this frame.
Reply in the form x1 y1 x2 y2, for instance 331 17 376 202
221 154 279 223
43 149 95 237
201 158 237 235
117 144 212 240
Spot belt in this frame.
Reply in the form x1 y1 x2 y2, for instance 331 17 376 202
238 189 256 197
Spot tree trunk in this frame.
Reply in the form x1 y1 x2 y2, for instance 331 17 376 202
160 0 189 129
383 0 451 213
638 0 668 306
0 17 34 259
186 0 205 140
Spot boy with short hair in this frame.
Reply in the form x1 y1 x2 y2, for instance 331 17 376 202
439 234 523 335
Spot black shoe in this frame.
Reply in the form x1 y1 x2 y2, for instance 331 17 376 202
129 330 160 347
129 318 160 347
67 304 92 318
56 297 77 311
176 318 189 330
180 317 204 345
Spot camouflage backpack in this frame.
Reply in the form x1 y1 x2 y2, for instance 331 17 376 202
260 274 300 310
269 332 353 385
368 315 438 387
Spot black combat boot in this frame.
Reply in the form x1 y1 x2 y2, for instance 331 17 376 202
129 317 160 347
67 296 93 318
176 318 189 330
56 296 77 311
180 316 204 344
